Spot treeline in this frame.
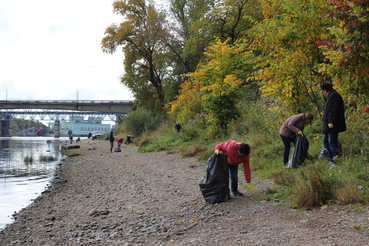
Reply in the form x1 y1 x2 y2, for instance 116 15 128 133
12 119 47 135
102 0 369 138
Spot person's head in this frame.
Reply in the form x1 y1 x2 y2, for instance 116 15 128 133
321 83 333 97
238 143 250 157
305 113 314 126
110 131 113 135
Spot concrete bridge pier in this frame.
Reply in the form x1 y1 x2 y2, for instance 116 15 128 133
54 118 60 138
114 114 122 131
1 115 13 137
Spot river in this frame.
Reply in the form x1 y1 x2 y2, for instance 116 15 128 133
0 136 72 230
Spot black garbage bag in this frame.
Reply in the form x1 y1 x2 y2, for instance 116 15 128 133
199 153 229 204
285 135 309 168
319 139 342 160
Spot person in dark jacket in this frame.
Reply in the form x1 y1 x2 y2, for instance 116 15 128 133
279 113 313 165
214 141 253 199
175 122 182 132
109 131 115 153
321 83 346 164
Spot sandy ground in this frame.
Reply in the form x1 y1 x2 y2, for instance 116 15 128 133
0 139 369 245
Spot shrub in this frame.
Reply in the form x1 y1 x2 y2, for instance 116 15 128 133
24 155 34 164
293 164 334 209
122 108 164 137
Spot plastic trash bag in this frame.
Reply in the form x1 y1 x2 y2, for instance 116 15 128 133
285 135 309 168
199 153 229 204
319 139 342 160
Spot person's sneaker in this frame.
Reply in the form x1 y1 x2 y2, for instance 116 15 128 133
233 190 243 196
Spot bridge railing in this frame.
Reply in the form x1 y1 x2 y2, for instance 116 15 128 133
0 100 133 104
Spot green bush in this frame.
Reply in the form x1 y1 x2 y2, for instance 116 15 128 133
122 108 164 137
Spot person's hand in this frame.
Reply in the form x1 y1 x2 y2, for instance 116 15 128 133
215 150 219 155
328 123 334 129
246 183 254 193
297 131 303 137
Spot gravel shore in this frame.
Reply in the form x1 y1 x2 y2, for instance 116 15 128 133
0 139 368 245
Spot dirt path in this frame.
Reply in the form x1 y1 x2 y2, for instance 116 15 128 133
0 140 368 245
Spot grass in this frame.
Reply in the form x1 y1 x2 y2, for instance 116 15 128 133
116 99 369 210
39 154 57 162
67 150 82 157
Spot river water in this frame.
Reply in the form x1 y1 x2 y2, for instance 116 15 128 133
0 137 71 230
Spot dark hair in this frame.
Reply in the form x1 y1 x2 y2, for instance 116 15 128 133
238 143 250 156
320 83 333 92
305 113 313 121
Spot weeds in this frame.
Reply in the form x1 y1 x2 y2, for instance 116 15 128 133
24 155 34 164
122 96 369 209
67 150 82 157
39 154 56 162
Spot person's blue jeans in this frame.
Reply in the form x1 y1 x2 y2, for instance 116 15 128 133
280 134 295 165
228 165 239 193
323 132 339 161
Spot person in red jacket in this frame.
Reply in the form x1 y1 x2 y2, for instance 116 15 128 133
214 140 253 198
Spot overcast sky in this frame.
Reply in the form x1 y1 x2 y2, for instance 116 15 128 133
0 0 135 101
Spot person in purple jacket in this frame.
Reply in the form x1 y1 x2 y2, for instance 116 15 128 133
279 113 314 165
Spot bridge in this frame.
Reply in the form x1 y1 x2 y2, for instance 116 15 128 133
0 100 134 138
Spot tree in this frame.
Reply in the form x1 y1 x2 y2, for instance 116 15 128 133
168 39 249 137
180 0 263 73
316 0 369 106
101 0 170 109
248 0 337 114
320 0 369 79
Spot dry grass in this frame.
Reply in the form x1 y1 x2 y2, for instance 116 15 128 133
67 150 82 157
336 181 367 205
272 171 297 186
181 144 204 157
294 165 333 209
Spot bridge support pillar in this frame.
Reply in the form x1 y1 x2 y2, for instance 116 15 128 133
1 115 13 137
54 120 60 138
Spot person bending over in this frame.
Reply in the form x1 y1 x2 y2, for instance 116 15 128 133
214 140 253 199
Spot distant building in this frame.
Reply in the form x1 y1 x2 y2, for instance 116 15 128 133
59 116 111 136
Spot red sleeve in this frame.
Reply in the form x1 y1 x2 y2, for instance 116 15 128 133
243 155 251 183
214 142 226 154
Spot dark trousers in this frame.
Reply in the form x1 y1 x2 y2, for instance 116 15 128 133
323 132 339 160
228 165 239 193
280 134 295 165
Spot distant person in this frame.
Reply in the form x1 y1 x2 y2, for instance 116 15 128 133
175 122 182 132
109 131 115 153
69 134 73 144
321 83 346 165
125 135 134 144
88 132 92 139
279 113 313 166
76 136 81 143
214 140 253 199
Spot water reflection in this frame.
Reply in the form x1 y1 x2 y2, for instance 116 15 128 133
0 137 69 230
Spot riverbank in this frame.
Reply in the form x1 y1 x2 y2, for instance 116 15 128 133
0 139 368 245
